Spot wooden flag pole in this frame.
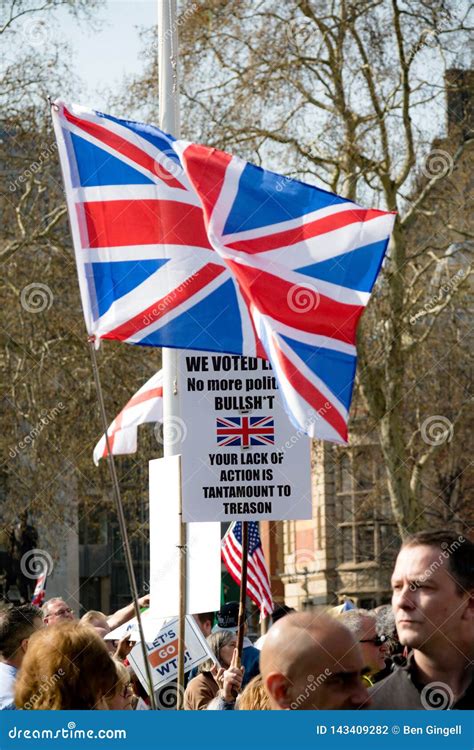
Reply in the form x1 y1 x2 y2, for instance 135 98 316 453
88 340 157 710
177 460 186 710
236 521 249 665
157 0 186 710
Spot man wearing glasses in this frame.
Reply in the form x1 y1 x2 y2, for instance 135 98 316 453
42 598 75 625
339 609 390 686
42 595 150 630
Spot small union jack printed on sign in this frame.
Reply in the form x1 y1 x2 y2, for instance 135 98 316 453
216 415 275 448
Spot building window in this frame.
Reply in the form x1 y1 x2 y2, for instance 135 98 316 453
341 525 354 563
380 523 400 563
356 524 375 562
339 453 352 493
335 448 397 567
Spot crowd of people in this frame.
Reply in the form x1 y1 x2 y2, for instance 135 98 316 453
0 530 472 711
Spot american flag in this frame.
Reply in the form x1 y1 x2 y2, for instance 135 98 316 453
216 415 275 448
221 522 273 619
52 101 395 444
93 370 163 465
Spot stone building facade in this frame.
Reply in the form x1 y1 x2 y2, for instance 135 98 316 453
261 68 473 613
262 440 398 611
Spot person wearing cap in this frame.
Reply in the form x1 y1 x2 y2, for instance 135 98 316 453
212 602 260 687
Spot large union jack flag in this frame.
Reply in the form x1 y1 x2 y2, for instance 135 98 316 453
52 101 396 444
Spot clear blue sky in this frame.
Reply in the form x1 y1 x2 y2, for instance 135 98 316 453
57 0 156 110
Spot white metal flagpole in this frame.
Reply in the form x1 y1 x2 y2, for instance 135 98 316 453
157 0 187 710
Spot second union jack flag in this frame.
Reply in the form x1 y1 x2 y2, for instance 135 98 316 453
216 415 275 448
52 101 396 444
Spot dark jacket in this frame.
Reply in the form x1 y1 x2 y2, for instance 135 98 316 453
369 654 473 710
241 645 260 687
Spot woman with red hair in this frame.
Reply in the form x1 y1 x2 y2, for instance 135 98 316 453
15 622 119 710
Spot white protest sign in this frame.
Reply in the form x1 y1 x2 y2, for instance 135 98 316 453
104 609 164 643
179 351 312 522
149 455 221 618
128 615 215 693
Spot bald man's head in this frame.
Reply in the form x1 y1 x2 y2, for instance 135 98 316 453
260 612 370 710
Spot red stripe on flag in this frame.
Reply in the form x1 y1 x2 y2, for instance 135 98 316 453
248 553 272 596
81 200 213 250
63 107 185 189
102 411 122 460
227 260 362 344
227 208 388 254
222 530 273 617
103 386 163 458
103 263 226 341
181 144 232 220
252 555 273 612
252 549 272 593
125 387 163 410
274 344 348 442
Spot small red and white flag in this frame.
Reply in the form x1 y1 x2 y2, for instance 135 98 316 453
31 572 47 607
93 370 163 465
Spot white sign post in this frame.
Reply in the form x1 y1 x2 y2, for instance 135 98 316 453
149 456 221 619
179 351 312 522
128 615 215 694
